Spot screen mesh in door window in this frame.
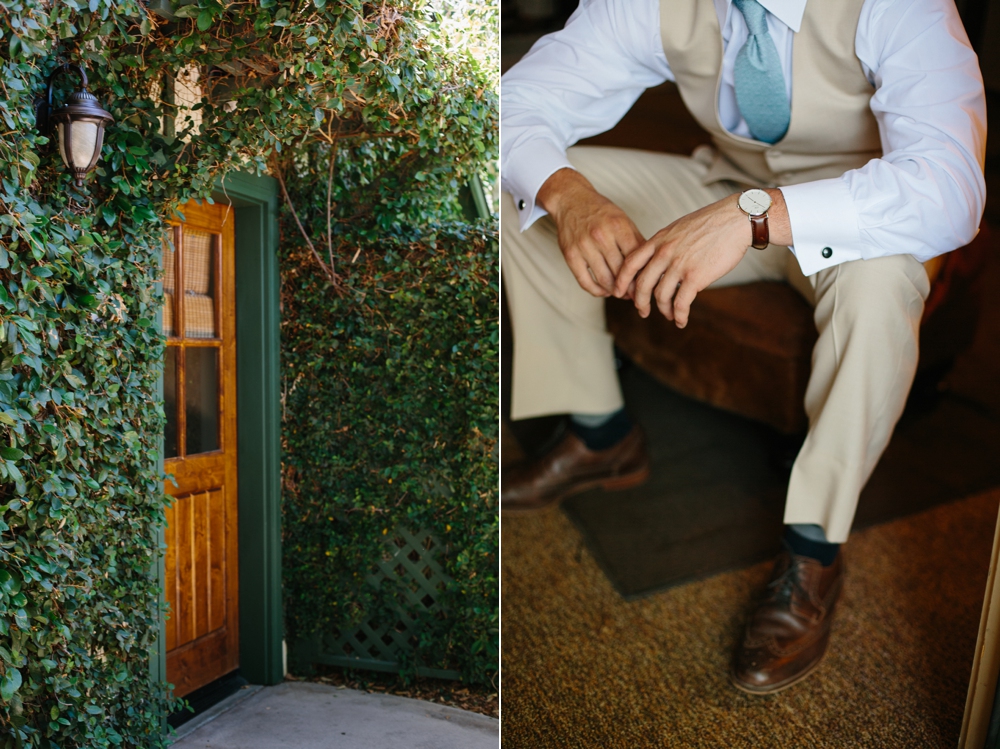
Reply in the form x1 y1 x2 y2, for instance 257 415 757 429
184 229 217 338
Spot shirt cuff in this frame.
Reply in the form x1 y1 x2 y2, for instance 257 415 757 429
779 178 864 277
503 138 574 231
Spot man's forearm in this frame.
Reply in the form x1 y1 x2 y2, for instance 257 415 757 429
542 172 793 250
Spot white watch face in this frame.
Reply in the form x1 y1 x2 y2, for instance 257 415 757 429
739 188 772 217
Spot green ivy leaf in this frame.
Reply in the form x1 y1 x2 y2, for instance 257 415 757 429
0 569 21 595
197 11 213 31
0 668 21 701
0 447 25 461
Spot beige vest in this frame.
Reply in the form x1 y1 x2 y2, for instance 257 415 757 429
659 0 881 188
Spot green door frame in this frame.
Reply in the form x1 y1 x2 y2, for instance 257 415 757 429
152 171 284 705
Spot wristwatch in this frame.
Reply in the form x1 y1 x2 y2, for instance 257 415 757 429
738 188 772 250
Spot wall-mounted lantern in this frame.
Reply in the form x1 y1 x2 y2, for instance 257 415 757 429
35 64 115 187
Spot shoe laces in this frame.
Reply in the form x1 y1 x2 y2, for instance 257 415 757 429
766 556 808 605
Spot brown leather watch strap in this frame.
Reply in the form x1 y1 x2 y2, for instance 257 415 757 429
749 214 769 250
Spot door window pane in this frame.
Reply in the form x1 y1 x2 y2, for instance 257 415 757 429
185 347 219 454
164 347 178 459
184 230 217 338
163 233 176 337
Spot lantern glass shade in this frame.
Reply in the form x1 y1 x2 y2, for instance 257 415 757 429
56 120 102 173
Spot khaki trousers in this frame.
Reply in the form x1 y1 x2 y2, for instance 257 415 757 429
502 146 930 543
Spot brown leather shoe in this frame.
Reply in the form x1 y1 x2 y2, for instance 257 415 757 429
731 549 845 694
501 425 650 512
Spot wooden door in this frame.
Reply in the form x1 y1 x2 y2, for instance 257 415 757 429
961 507 1000 747
161 201 239 697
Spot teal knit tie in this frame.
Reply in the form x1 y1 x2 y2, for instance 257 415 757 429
732 0 790 144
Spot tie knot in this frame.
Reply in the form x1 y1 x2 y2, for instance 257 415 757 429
732 0 768 35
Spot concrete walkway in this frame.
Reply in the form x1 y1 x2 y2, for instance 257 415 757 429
169 681 498 749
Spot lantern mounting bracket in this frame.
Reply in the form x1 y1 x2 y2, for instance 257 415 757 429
34 63 86 134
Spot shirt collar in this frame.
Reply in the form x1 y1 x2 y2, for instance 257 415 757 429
719 0 806 33
760 0 805 32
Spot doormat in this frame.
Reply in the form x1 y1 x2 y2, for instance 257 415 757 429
561 364 1000 600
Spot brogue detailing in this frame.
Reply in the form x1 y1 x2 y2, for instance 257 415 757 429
742 619 831 656
732 551 845 693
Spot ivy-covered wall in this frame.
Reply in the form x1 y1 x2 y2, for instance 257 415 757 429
280 223 498 684
0 0 496 745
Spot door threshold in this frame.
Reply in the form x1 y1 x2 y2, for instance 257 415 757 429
169 682 262 742
168 670 251 731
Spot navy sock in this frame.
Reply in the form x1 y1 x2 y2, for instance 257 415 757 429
570 408 633 451
783 525 840 567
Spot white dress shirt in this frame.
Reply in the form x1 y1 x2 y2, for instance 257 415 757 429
501 0 987 275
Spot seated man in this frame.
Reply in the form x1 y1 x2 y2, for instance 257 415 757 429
500 0 986 693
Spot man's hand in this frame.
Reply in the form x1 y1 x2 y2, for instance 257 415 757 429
538 168 646 297
613 189 791 328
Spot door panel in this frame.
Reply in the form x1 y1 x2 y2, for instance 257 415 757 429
163 200 239 698
164 489 228 644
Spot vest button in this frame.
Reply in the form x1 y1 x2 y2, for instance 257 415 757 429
518 199 526 210
822 247 833 259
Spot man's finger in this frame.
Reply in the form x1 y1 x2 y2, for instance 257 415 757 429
672 280 699 328
604 222 644 275
567 254 609 297
652 270 682 320
603 243 625 276
635 259 676 318
582 245 617 292
586 222 619 273
614 241 656 297
626 227 647 256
